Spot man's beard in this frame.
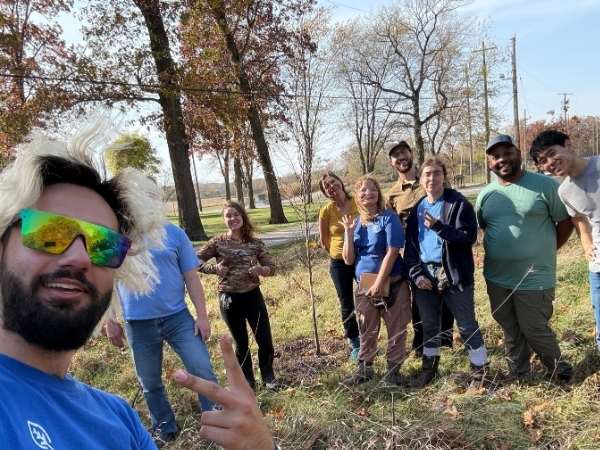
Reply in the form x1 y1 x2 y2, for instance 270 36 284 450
397 159 413 173
491 161 520 180
0 266 112 351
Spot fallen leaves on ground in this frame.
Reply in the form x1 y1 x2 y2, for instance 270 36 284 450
522 401 554 443
276 337 348 384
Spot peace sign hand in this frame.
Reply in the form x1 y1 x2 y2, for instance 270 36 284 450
173 335 274 450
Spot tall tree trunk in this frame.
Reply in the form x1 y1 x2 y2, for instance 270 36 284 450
190 152 203 212
133 0 206 240
413 121 426 165
356 142 368 174
216 147 231 200
412 100 426 164
234 155 245 206
225 180 231 201
366 151 376 173
246 105 287 222
224 175 231 200
209 2 287 224
223 160 231 201
243 157 256 209
247 181 256 209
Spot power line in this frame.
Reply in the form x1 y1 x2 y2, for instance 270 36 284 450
519 63 557 94
322 0 369 13
0 71 474 103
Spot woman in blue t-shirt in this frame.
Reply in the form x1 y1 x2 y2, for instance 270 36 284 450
339 175 411 386
405 157 488 387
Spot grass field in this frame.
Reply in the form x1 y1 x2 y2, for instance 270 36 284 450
72 236 600 449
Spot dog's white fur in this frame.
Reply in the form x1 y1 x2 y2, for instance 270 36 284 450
0 129 166 308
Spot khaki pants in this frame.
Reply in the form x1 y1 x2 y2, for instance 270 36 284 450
486 280 571 376
355 279 411 366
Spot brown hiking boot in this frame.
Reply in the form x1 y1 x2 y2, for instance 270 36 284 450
412 356 440 388
342 361 374 386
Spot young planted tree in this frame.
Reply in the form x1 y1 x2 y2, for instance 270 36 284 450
287 8 334 203
282 165 321 355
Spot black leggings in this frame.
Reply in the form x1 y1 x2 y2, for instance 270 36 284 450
219 287 275 387
329 258 360 340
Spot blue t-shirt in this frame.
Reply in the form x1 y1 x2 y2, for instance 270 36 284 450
417 197 444 263
353 209 405 280
118 222 200 320
0 354 155 449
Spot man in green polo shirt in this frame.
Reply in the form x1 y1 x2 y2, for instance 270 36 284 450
475 134 574 382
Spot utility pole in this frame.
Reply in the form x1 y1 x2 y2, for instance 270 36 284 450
522 109 528 140
596 117 599 155
522 109 529 166
511 36 521 152
558 93 573 132
464 65 475 184
473 40 496 183
592 117 600 155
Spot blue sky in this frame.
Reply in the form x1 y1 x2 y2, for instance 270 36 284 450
270 0 600 181
326 0 600 120
57 0 600 182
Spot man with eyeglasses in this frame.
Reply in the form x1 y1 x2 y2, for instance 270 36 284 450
0 131 275 449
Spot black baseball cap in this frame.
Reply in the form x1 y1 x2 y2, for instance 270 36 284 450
486 134 516 153
388 141 412 157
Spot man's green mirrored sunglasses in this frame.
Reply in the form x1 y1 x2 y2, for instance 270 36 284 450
18 208 131 269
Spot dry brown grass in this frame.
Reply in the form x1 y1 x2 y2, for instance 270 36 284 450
73 237 600 449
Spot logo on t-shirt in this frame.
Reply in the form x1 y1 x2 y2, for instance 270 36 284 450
28 421 54 450
369 223 382 234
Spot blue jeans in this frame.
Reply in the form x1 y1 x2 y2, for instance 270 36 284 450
125 308 217 436
590 271 600 350
415 284 484 353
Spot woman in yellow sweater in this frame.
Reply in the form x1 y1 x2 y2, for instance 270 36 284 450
318 171 360 360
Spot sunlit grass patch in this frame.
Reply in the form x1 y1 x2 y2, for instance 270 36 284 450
73 238 600 449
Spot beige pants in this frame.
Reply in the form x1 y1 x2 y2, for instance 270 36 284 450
355 279 411 366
